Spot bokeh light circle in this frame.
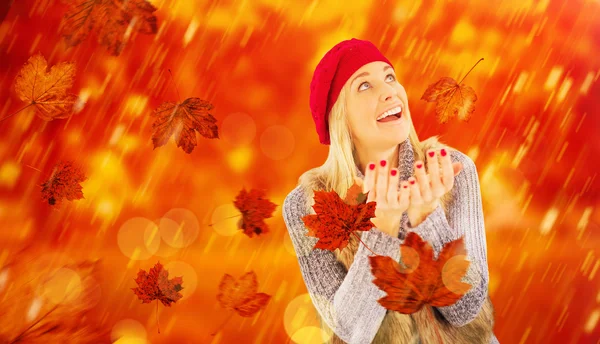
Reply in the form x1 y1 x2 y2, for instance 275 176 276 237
220 112 257 146
260 125 295 160
152 217 181 257
111 319 147 343
211 203 241 236
159 208 200 248
399 246 420 273
283 293 334 343
41 268 82 304
164 261 197 301
442 255 482 294
118 217 161 260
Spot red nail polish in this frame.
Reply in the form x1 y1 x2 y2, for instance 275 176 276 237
380 160 387 167
391 169 397 176
403 185 408 188
410 180 415 185
441 149 447 157
369 163 376 170
428 151 435 158
416 163 422 169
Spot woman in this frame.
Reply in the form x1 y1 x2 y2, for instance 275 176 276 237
282 38 499 344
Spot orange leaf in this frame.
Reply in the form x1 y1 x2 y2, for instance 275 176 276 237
233 188 277 237
131 261 184 307
13 53 77 121
421 76 477 124
60 0 158 56
302 183 376 251
344 180 368 205
216 271 271 317
40 161 87 206
369 232 472 314
150 98 219 153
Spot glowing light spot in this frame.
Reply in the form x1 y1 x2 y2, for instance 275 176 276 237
226 146 253 174
41 268 82 304
260 125 295 160
0 161 20 187
159 208 199 248
118 217 161 260
183 17 200 46
211 204 241 236
284 293 333 343
220 112 256 146
164 261 197 300
111 319 147 343
540 207 559 235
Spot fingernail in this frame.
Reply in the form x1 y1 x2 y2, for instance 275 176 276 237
428 151 435 158
409 179 415 185
380 160 387 167
441 149 447 157
403 185 408 188
369 163 376 170
416 163 422 169
391 169 397 176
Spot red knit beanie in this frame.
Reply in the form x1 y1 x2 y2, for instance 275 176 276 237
309 38 394 145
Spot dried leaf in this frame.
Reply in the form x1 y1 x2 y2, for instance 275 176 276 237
233 188 277 237
131 262 184 307
421 76 477 124
60 0 158 56
216 271 271 317
302 183 377 251
150 98 219 153
369 232 472 314
13 53 77 121
40 161 87 206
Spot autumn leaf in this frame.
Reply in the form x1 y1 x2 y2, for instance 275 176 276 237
344 180 368 205
369 232 472 314
150 97 219 153
60 0 158 56
233 188 277 237
132 261 183 333
40 160 87 206
302 182 377 251
421 58 483 124
9 53 77 122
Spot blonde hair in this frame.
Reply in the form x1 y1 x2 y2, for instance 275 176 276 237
297 83 454 215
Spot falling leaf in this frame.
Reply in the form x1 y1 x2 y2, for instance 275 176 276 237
40 161 87 206
60 0 158 56
216 271 271 317
12 53 77 121
131 262 184 307
302 182 377 251
232 188 277 237
369 232 472 314
150 98 219 153
421 76 477 124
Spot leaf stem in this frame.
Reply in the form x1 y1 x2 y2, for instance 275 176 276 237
208 214 242 227
426 306 445 344
351 231 377 255
156 299 161 334
457 58 484 85
167 69 182 103
210 312 234 336
0 103 33 123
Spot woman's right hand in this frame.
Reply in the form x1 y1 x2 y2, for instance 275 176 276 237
354 160 410 238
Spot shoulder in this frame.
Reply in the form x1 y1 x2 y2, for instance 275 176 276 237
283 185 310 219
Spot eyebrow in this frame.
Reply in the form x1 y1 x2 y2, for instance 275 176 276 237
351 65 394 88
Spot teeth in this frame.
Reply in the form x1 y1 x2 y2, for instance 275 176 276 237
376 106 402 120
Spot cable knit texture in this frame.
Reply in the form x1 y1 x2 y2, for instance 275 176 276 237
282 138 500 344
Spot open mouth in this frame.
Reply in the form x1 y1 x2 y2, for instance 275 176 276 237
376 106 402 123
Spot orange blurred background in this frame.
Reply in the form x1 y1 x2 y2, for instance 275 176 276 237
0 0 599 343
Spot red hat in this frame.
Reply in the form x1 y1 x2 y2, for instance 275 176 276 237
309 38 394 145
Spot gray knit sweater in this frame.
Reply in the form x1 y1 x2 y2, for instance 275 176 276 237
282 139 499 344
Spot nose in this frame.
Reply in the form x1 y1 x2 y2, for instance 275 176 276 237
380 83 397 102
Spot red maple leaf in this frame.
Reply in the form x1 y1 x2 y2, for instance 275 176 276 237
233 188 277 237
369 232 472 314
150 98 219 154
40 161 87 206
131 262 183 333
301 181 377 251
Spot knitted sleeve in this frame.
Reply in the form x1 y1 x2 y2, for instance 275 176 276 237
283 185 404 344
406 150 490 327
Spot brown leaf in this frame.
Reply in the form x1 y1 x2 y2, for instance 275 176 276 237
60 0 158 56
369 232 472 314
233 188 277 237
302 184 377 251
40 161 87 206
216 271 271 317
13 53 77 121
421 76 477 124
150 98 219 153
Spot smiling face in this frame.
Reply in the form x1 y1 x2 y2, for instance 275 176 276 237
344 61 411 150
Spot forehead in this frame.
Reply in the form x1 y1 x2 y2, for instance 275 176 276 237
354 61 392 74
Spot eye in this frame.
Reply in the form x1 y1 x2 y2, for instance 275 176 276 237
358 74 397 91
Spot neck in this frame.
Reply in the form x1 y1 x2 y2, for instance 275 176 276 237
354 143 400 175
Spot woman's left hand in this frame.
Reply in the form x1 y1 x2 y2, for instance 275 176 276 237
406 148 464 227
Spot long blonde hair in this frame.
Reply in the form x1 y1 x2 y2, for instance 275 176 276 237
297 84 454 215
